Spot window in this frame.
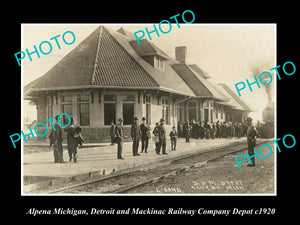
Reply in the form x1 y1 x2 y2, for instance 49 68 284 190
176 103 184 122
189 102 196 108
123 103 134 125
161 97 170 125
60 95 73 125
162 98 170 105
78 95 89 102
215 106 219 120
145 95 151 103
62 95 72 102
159 58 164 70
47 95 53 127
104 95 116 101
154 57 164 70
104 95 116 125
154 57 159 68
145 95 151 124
79 103 89 126
78 94 90 126
123 95 135 101
62 104 73 125
203 100 214 122
188 101 197 121
104 103 116 125
122 95 135 125
204 109 209 122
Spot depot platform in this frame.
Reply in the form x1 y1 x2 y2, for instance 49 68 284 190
23 138 248 193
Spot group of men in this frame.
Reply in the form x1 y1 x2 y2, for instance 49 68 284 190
48 115 83 163
178 120 250 142
110 117 178 160
48 114 258 168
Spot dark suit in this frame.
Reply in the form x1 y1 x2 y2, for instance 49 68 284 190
64 126 78 161
216 123 221 138
140 123 149 153
131 123 141 156
169 130 177 150
49 124 64 163
158 124 167 154
115 124 124 159
184 122 191 142
247 125 258 165
153 126 160 154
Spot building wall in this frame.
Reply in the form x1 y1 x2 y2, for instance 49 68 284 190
33 89 249 142
183 100 248 124
214 103 228 123
231 110 249 123
34 89 179 143
32 93 47 141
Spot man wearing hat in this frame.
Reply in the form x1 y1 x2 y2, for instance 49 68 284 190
49 115 64 163
184 120 191 143
64 117 80 163
140 117 149 153
131 117 141 156
115 118 125 160
246 117 258 167
153 122 160 154
169 125 178 151
158 118 167 155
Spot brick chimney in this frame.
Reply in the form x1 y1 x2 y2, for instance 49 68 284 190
175 46 187 64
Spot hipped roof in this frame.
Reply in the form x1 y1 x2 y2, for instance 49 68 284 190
218 83 255 111
24 26 253 112
24 26 195 97
171 63 228 101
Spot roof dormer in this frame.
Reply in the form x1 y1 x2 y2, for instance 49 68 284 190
130 39 168 70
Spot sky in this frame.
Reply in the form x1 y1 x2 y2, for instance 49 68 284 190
22 24 276 123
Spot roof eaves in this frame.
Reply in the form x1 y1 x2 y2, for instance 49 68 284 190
184 65 215 97
188 64 211 79
218 83 255 112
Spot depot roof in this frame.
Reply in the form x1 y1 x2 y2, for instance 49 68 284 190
23 26 253 112
218 83 255 111
24 26 196 97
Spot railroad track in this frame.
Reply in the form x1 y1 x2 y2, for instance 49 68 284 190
46 140 270 194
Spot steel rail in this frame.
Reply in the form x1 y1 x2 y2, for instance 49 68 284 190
46 140 269 194
111 141 269 194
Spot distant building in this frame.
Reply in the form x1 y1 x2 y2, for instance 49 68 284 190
24 26 254 142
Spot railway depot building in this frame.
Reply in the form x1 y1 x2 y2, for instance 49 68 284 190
24 26 253 142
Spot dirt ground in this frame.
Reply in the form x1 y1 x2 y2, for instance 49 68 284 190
131 148 275 194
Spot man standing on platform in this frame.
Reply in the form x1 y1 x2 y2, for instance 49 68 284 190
140 117 149 153
184 120 191 143
246 117 258 167
131 117 141 156
153 122 160 154
158 118 167 155
64 118 79 163
115 118 125 160
49 115 64 163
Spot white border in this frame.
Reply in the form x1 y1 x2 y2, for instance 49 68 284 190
21 23 277 196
